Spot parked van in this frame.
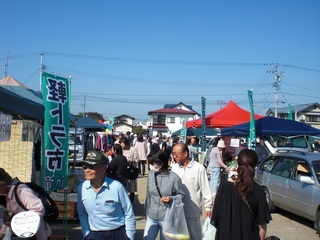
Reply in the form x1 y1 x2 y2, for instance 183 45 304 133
260 135 311 154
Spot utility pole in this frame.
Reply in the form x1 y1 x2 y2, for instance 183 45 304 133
83 95 86 117
3 51 12 77
269 64 284 118
39 52 45 92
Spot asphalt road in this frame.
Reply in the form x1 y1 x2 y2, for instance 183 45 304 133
51 173 320 240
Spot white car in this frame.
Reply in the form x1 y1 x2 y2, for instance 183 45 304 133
255 150 320 230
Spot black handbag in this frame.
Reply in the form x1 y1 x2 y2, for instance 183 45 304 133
128 163 139 180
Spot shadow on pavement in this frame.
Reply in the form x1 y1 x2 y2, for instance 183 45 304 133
275 208 314 230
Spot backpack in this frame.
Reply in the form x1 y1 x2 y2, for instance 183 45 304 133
14 182 59 223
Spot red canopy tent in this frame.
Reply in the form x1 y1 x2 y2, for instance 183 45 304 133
186 100 264 129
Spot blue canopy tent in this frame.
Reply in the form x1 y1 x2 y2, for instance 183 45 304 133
76 117 105 130
0 86 44 120
171 127 220 137
221 116 320 136
0 76 77 126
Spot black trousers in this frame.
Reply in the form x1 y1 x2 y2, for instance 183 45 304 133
84 225 129 240
138 160 146 175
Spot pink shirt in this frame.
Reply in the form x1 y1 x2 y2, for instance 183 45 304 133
134 141 148 161
0 181 52 239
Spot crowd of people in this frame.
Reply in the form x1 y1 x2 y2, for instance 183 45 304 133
0 133 275 240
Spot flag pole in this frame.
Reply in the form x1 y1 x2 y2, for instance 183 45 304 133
248 90 256 150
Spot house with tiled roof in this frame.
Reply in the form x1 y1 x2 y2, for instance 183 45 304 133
147 102 200 136
113 114 135 134
266 103 320 129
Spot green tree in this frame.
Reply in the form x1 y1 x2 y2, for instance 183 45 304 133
132 126 148 135
76 112 104 121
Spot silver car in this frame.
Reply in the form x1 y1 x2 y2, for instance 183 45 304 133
255 150 320 230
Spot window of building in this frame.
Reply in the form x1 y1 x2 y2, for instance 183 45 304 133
153 115 166 125
306 116 320 122
167 117 175 123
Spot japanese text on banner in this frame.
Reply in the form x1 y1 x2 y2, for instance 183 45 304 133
42 73 70 191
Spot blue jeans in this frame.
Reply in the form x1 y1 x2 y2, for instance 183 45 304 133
143 217 165 240
210 166 221 194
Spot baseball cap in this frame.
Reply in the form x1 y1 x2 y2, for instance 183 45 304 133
83 151 109 165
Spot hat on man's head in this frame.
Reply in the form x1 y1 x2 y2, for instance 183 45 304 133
84 151 109 165
0 168 12 187
217 139 226 148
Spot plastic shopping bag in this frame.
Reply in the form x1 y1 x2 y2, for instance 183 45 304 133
163 195 190 240
3 226 11 240
202 217 216 240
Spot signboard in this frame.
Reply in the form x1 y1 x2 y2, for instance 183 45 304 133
201 96 206 152
200 96 207 164
179 118 187 143
248 90 256 150
288 104 295 120
42 72 70 191
0 112 12 141
11 211 40 238
230 138 240 148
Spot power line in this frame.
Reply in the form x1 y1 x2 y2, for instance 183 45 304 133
44 52 272 67
71 92 248 97
283 64 320 73
0 52 38 60
281 81 320 93
3 51 320 72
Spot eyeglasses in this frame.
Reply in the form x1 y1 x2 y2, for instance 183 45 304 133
82 163 105 170
172 151 185 157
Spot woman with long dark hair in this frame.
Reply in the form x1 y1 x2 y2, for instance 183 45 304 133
211 149 272 240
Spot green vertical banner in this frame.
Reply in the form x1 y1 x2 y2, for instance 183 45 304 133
42 72 70 191
201 96 206 164
288 104 294 120
179 118 187 143
248 90 256 150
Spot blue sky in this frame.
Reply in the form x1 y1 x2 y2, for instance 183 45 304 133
1 0 319 122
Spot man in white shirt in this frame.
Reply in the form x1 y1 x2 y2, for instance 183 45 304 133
171 143 212 240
